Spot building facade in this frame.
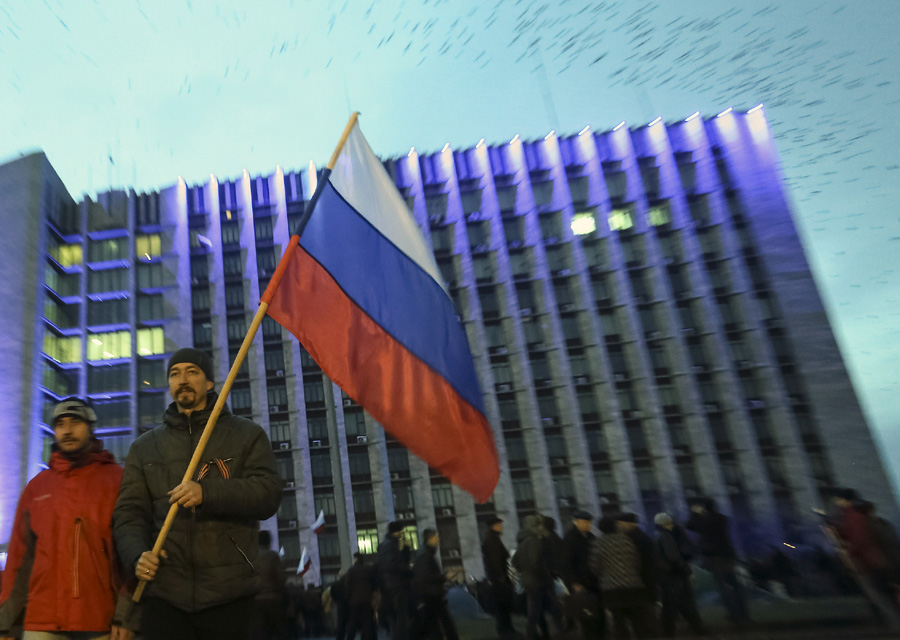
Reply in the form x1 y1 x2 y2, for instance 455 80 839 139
1 108 896 583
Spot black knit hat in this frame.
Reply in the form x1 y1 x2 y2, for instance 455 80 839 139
388 521 404 534
167 348 214 382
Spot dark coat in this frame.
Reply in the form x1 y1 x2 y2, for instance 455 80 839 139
412 545 445 600
513 516 552 590
345 560 377 606
377 534 411 593
627 527 658 597
113 392 282 612
686 510 735 561
561 526 597 592
482 529 511 584
655 527 692 578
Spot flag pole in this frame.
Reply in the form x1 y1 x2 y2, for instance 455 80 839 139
133 111 360 603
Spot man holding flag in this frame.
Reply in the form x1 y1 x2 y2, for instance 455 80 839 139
113 348 282 639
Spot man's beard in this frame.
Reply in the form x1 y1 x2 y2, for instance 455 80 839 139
176 387 198 410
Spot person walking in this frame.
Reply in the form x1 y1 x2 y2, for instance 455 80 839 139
560 510 603 639
513 515 558 640
377 521 413 640
686 498 750 628
653 513 707 638
344 553 377 640
481 517 516 637
113 348 282 640
589 517 651 639
411 530 458 640
0 397 136 640
254 530 286 640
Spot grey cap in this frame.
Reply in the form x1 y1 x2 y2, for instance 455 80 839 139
52 398 97 426
654 513 673 527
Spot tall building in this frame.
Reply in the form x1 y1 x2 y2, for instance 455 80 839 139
1 108 895 583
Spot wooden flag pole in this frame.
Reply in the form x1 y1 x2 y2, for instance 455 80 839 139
133 111 360 603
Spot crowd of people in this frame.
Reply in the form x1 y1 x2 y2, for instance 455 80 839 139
480 507 730 640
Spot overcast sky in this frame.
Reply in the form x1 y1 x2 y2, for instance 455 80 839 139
2 0 899 491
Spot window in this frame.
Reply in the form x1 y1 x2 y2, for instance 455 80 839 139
647 203 671 226
231 386 252 412
357 528 379 554
138 358 166 389
42 365 78 397
345 410 366 437
505 435 527 465
431 483 454 508
87 299 128 326
276 456 295 482
608 207 633 231
388 449 410 476
221 222 241 246
400 525 419 552
503 217 524 244
87 330 131 361
348 451 371 477
88 363 130 393
136 327 164 356
304 381 325 405
88 238 127 263
278 497 298 521
225 283 244 309
271 420 292 443
308 415 328 439
310 453 332 480
264 349 285 374
257 249 277 275
354 490 376 515
254 217 273 242
509 250 532 277
44 299 79 329
136 234 162 260
393 484 414 510
191 255 209 282
94 398 130 426
137 264 165 289
45 267 79 297
319 534 341 560
227 317 246 342
138 392 166 426
223 253 243 276
88 268 128 294
50 242 83 267
570 211 596 236
267 384 288 408
512 477 534 504
193 322 212 346
137 294 165 322
539 212 561 241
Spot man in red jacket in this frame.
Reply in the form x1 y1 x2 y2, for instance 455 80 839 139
0 398 134 640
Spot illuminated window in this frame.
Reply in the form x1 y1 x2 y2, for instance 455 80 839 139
43 334 81 363
87 330 131 361
357 528 379 555
570 211 596 236
136 327 164 356
51 242 83 267
136 234 162 261
608 207 633 231
647 204 671 227
401 525 419 552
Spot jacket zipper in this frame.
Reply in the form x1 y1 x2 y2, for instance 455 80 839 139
230 536 255 569
73 517 83 598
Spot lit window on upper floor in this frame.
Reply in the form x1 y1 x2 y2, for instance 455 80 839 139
50 242 83 267
136 234 162 261
43 334 81 364
647 203 671 227
608 207 633 232
571 211 596 236
88 330 131 361
137 327 164 356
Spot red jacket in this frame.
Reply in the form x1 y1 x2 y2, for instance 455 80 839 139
0 443 124 633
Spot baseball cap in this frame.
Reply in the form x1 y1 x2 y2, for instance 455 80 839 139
52 397 97 426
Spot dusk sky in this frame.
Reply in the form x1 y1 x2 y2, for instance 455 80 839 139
2 1 899 489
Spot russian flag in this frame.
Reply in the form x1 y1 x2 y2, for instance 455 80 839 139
312 509 326 534
266 118 499 502
297 546 311 576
